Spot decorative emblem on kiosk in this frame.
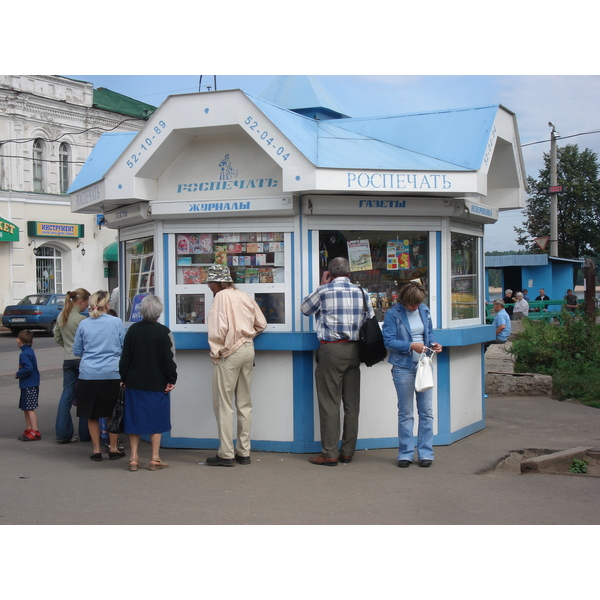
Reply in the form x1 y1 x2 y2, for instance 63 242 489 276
218 154 238 181
176 151 279 193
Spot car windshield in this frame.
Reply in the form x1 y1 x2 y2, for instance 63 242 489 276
19 295 50 306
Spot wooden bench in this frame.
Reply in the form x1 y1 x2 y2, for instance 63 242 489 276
485 302 543 323
485 298 585 324
516 301 554 322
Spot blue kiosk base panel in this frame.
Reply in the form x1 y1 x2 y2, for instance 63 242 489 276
151 419 485 453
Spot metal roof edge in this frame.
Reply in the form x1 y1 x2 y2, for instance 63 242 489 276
485 254 584 267
67 131 138 194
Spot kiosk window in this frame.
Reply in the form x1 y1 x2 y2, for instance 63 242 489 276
173 232 289 327
124 236 155 322
175 232 285 285
176 294 205 325
450 232 479 321
319 230 429 322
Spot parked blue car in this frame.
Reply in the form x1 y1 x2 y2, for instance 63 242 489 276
2 293 67 335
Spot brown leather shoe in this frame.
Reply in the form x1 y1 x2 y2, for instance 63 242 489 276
308 455 338 466
339 455 353 463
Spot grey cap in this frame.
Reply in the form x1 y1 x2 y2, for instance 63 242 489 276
206 264 233 283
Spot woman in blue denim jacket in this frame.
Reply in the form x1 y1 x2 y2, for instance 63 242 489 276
382 281 442 468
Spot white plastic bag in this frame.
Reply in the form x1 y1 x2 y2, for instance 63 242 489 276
415 348 434 392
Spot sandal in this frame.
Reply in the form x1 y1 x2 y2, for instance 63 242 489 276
128 460 139 472
108 450 126 460
148 458 169 471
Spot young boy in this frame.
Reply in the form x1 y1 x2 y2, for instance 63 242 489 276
15 329 41 441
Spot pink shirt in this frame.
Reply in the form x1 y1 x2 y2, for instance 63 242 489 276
208 287 267 363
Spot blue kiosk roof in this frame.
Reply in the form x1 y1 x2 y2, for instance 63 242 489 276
68 131 137 194
69 76 518 196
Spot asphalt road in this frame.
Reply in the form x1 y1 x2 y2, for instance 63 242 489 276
0 328 57 352
1 344 598 597
2 344 600 526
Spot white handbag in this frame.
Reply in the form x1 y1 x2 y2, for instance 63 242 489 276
414 348 434 392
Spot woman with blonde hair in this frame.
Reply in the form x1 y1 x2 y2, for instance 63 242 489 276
54 288 91 443
72 290 125 462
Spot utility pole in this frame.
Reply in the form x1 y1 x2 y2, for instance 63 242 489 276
549 122 559 257
584 258 597 320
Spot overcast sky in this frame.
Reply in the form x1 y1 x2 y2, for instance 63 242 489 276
9 3 599 255
63 74 600 252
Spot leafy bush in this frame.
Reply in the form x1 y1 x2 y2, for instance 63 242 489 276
508 319 560 374
553 359 600 405
569 458 590 474
508 311 600 406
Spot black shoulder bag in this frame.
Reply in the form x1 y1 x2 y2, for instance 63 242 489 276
108 386 125 434
358 287 387 367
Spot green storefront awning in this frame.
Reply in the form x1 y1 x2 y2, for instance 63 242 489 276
0 216 19 242
103 241 119 262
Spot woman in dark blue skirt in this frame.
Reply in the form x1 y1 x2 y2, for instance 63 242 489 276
119 295 177 472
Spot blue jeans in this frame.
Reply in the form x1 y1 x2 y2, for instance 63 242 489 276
391 364 434 462
55 359 90 442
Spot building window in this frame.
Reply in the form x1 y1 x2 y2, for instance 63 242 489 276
59 142 70 193
33 139 44 192
318 230 430 322
35 246 62 293
450 232 479 321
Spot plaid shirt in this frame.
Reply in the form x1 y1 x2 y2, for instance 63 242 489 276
301 277 374 341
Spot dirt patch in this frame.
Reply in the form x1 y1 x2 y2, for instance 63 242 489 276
478 448 558 474
479 448 600 477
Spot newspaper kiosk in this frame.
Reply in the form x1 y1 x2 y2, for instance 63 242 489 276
69 78 527 452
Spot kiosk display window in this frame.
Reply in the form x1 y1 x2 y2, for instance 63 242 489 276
319 230 429 322
175 232 285 284
176 294 205 324
450 232 479 321
172 231 289 328
124 236 155 322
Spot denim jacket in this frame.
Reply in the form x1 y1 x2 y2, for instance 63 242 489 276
382 303 436 368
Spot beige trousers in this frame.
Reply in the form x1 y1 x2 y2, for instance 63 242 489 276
212 342 255 459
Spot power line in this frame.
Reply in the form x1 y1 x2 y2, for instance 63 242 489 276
0 117 147 147
522 128 600 147
0 154 86 166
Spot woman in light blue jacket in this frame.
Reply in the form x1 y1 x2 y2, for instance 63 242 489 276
73 290 125 462
382 281 442 468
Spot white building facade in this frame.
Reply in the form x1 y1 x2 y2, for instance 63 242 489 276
0 75 154 311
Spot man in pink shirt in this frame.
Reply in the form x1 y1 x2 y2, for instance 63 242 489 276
205 265 267 467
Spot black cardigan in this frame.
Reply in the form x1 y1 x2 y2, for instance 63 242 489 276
119 321 177 391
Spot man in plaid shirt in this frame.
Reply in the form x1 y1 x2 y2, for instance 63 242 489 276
301 257 374 466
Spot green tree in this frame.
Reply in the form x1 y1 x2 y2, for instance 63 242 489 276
515 144 600 259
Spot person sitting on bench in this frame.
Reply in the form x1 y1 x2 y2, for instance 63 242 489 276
484 299 511 352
